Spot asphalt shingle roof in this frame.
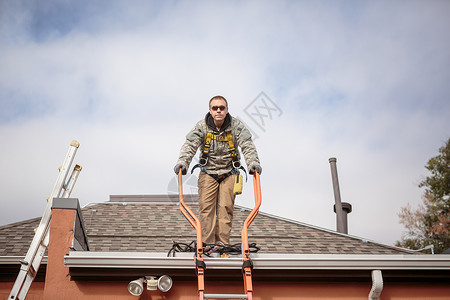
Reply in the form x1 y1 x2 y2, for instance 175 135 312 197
0 217 42 257
0 195 411 256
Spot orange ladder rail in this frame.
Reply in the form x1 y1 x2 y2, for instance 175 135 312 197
178 170 205 300
241 172 262 300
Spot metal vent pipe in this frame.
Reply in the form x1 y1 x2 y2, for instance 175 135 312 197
329 157 352 234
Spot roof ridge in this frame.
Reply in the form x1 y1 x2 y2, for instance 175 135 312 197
108 194 198 203
0 217 41 229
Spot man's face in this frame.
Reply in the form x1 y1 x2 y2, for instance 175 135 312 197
209 99 228 123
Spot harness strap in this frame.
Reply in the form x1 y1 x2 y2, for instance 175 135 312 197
191 129 247 181
198 132 214 166
208 171 234 184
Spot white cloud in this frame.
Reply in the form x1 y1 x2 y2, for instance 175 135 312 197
1 0 450 247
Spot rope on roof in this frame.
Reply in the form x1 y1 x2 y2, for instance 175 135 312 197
167 241 260 257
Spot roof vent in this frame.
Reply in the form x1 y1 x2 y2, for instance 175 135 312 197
329 157 352 234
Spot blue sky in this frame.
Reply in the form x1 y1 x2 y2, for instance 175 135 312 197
1 0 449 246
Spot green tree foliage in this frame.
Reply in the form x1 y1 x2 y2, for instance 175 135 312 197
396 138 450 253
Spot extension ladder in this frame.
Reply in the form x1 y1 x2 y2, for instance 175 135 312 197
9 140 82 300
178 170 262 300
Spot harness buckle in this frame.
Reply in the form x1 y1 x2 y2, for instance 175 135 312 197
232 160 241 169
199 157 208 166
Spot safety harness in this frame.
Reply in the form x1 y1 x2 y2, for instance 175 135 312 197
191 130 247 183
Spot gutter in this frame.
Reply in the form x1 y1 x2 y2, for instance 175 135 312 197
65 252 450 270
0 256 48 264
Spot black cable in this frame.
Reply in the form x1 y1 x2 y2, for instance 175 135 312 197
167 241 197 257
204 242 260 257
168 241 260 257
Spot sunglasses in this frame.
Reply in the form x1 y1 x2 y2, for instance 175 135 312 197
211 105 227 111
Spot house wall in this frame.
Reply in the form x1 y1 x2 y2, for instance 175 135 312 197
2 280 450 300
0 282 44 300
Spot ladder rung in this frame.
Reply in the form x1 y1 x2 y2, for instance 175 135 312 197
204 294 248 299
29 265 36 277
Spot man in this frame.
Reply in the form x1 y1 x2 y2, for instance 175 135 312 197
174 95 261 245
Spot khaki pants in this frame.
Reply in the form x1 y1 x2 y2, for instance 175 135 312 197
198 172 236 244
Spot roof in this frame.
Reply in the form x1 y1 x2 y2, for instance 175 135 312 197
0 217 42 257
0 194 412 257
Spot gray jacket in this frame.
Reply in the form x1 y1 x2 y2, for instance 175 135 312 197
177 113 260 175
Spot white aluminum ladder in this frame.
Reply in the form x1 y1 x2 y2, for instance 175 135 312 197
9 140 82 300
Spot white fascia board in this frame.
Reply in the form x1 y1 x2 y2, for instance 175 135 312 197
64 252 450 270
0 256 48 264
0 257 26 264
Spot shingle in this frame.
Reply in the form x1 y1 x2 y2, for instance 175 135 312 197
0 217 42 256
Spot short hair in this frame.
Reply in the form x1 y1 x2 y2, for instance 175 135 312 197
209 95 228 108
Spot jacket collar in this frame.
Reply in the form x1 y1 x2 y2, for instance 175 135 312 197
205 112 232 133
